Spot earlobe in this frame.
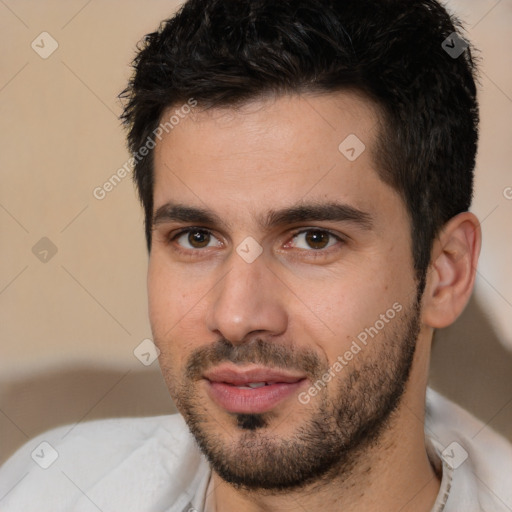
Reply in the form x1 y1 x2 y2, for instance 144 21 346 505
422 212 481 329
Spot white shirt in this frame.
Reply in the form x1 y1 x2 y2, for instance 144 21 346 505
0 388 511 512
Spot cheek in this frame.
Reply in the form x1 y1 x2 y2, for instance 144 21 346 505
148 261 175 331
147 255 213 365
148 257 193 347
299 260 412 363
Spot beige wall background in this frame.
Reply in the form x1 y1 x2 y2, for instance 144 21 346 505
1 0 511 465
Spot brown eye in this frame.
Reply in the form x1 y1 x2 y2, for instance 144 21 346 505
288 229 339 251
304 230 331 249
187 230 211 248
174 229 219 250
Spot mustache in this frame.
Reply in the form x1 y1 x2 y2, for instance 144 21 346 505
185 338 325 381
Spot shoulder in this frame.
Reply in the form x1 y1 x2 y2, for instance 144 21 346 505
426 387 512 511
0 414 208 512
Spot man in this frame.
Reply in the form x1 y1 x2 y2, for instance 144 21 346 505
1 0 511 510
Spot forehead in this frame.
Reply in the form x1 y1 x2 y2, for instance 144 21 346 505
155 91 379 163
151 91 401 228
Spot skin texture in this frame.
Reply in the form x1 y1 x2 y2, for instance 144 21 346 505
148 92 481 512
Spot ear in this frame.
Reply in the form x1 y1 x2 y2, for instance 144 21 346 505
422 212 482 328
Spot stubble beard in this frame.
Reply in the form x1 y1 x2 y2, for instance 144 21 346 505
162 294 422 492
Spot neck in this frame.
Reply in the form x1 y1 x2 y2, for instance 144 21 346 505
209 385 440 512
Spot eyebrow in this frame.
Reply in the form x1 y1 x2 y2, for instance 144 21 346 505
152 201 373 231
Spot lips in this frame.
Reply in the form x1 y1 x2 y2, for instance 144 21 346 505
204 365 305 385
203 364 307 414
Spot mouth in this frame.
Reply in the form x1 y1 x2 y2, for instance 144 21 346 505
203 364 307 414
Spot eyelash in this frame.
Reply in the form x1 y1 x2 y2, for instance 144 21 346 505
167 227 345 257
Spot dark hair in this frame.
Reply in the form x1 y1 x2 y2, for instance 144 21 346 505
120 0 479 281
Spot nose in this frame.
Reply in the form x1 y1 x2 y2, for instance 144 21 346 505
206 254 288 345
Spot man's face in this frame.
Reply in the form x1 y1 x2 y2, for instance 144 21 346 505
149 92 422 489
